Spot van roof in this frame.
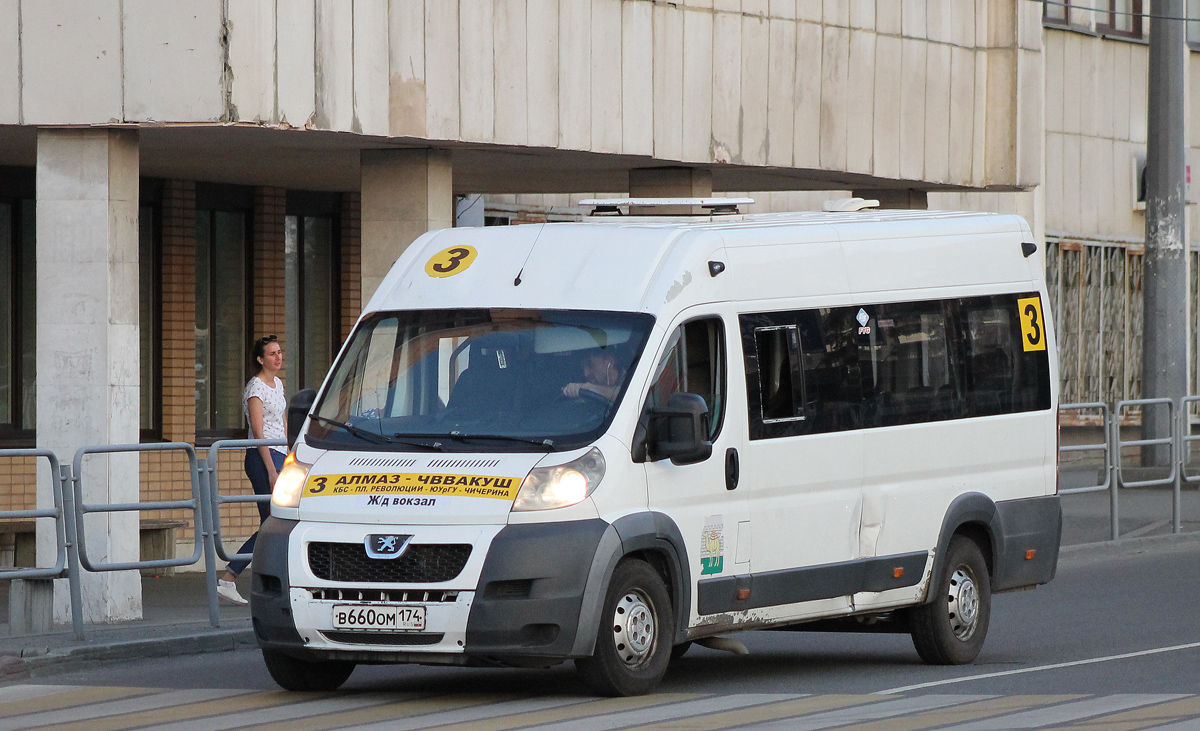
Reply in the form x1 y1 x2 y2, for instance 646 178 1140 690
364 209 1037 320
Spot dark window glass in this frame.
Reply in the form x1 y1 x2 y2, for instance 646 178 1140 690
139 204 161 438
195 209 249 437
0 203 12 427
857 301 960 427
1 198 35 443
796 308 862 433
285 212 339 395
957 294 1052 416
645 318 726 442
754 326 803 423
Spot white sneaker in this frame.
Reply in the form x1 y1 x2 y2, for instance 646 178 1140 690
217 579 248 606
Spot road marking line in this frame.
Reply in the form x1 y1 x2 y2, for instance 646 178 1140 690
524 694 806 731
0 686 79 705
422 693 706 731
0 686 156 722
875 642 1200 694
616 694 896 731
1035 696 1200 731
214 694 517 731
14 689 327 731
133 692 435 731
931 694 1190 731
812 695 1083 731
746 695 995 731
334 696 597 731
0 688 253 730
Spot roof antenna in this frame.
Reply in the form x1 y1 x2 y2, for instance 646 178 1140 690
513 223 548 286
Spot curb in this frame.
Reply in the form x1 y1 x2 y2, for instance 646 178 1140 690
0 626 257 680
1060 530 1200 560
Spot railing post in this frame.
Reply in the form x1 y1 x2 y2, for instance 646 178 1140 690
1174 399 1183 534
1110 406 1120 541
196 457 221 629
60 463 85 639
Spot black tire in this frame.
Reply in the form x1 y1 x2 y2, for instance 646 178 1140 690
908 535 991 665
576 559 675 696
670 641 693 660
262 649 356 691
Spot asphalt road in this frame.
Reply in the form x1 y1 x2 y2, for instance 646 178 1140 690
23 541 1200 697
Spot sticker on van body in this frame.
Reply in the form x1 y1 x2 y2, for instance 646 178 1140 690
1017 295 1047 352
303 472 519 500
700 516 724 575
425 245 478 278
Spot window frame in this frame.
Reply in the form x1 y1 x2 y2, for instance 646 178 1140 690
1095 0 1144 39
194 184 254 445
139 179 164 442
0 168 36 447
752 324 805 425
285 191 342 396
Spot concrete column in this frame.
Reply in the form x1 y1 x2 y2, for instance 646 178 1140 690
36 129 142 623
628 167 713 215
360 149 454 302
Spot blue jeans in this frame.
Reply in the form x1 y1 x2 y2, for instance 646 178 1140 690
226 448 285 577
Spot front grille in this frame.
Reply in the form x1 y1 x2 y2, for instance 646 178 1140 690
321 631 445 646
308 588 458 603
308 542 472 583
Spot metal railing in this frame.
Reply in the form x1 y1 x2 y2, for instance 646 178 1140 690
198 438 287 626
0 449 84 638
1058 402 1117 540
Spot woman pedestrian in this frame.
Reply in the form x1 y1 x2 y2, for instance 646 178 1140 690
217 334 287 605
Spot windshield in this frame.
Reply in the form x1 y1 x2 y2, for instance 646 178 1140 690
308 309 656 451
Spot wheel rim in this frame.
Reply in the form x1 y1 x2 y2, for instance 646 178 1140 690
946 565 980 641
612 589 657 666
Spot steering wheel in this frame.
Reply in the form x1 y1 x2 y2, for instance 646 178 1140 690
575 388 610 404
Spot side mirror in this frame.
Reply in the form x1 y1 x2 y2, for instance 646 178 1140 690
648 392 713 465
287 389 317 450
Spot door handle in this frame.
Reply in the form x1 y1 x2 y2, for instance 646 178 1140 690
725 447 739 490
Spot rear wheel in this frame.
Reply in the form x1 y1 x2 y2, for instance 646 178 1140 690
576 559 674 696
262 649 356 691
908 535 991 665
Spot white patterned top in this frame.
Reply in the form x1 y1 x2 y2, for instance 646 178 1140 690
243 376 287 454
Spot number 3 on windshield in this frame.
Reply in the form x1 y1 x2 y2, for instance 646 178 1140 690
1016 296 1047 352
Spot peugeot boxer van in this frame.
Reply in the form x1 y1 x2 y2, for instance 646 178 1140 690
250 199 1061 696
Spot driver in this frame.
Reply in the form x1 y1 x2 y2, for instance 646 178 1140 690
562 351 621 402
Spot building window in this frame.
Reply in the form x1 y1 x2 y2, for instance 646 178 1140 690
139 181 163 441
1096 0 1143 38
0 196 35 446
1043 0 1072 25
285 192 341 394
195 186 253 441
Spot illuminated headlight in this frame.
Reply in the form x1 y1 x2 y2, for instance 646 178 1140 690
513 447 606 512
271 453 311 509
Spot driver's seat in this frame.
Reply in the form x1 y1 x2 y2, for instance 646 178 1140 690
447 337 522 417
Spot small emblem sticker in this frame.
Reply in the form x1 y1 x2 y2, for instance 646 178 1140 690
700 516 724 576
856 308 870 326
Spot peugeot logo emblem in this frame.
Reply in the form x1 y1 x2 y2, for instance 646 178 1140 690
365 534 412 560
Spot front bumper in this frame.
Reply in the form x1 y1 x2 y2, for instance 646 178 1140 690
250 517 610 663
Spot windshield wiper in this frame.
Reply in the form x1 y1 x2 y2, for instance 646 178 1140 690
396 432 556 451
310 415 396 445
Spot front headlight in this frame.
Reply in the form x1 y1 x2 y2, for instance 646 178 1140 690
512 447 606 512
271 453 311 509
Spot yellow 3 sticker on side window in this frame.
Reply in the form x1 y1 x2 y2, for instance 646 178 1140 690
425 245 477 278
1017 295 1047 352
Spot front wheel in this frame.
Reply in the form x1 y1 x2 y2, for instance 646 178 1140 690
262 649 356 691
576 559 675 696
908 535 991 665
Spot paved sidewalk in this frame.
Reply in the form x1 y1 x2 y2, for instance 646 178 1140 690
0 486 1195 682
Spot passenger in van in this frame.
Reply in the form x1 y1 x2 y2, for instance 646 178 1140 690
562 351 622 402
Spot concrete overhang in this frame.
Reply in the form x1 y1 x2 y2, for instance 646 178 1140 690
0 124 1026 195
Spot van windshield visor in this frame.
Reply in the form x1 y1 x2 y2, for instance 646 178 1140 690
308 309 656 451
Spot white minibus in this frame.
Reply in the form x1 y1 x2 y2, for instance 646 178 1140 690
250 200 1061 696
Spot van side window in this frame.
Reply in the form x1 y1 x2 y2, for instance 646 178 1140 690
858 302 960 427
753 326 804 423
957 294 1052 416
645 317 727 442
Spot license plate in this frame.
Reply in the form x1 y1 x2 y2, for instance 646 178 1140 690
332 604 426 631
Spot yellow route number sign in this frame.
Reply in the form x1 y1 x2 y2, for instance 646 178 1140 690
425 245 477 278
1017 296 1047 352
